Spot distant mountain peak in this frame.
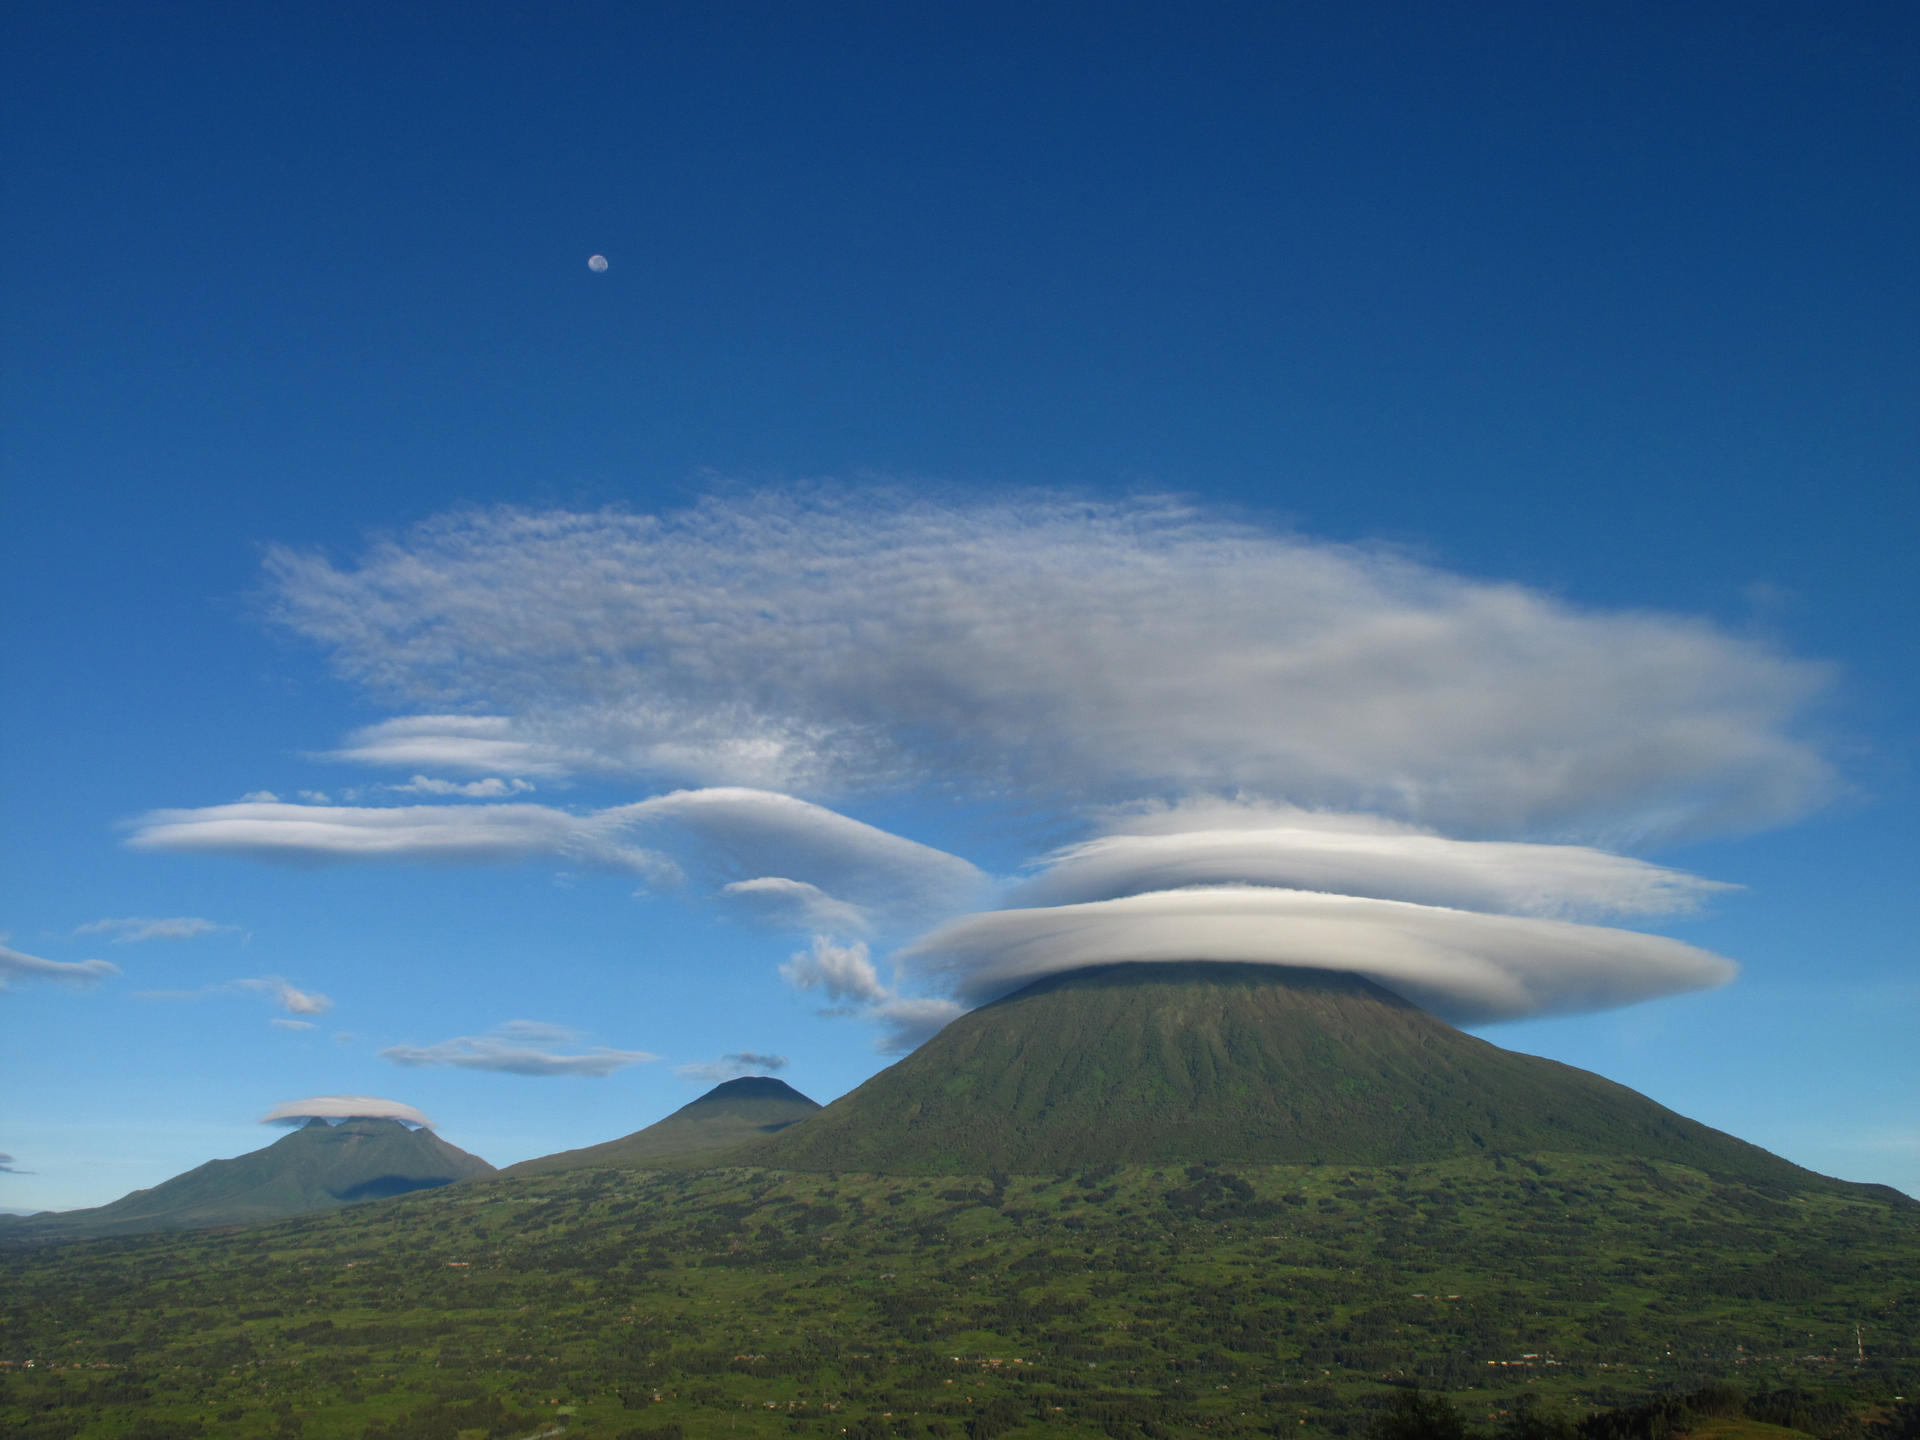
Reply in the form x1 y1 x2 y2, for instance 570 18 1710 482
3 1116 493 1241
507 1075 823 1177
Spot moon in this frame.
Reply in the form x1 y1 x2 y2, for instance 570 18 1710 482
587 254 609 273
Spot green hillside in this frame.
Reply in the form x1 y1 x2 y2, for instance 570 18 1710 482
751 963 1843 1189
0 1118 494 1239
506 1076 822 1176
1 1155 1913 1440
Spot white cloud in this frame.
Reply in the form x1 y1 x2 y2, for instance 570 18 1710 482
1015 802 1733 920
126 786 986 933
781 936 888 1004
608 787 988 928
676 1050 791 1082
380 1022 656 1077
0 941 117 990
263 492 1833 842
261 1095 434 1127
720 877 871 934
320 715 579 776
270 1018 316 1031
237 976 332 1016
75 916 242 944
900 886 1737 1025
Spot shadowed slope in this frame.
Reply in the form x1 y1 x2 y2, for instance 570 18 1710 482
0 1119 494 1239
749 962 1835 1186
506 1076 821 1176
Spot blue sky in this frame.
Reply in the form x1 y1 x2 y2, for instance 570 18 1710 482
3 2 1915 1209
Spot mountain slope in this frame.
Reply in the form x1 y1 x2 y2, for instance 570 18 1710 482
749 961 1837 1186
506 1076 821 1176
1 1118 494 1239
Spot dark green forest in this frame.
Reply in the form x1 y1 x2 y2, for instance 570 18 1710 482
3 1153 1915 1439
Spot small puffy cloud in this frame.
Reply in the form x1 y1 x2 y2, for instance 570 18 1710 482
1016 802 1733 920
778 936 963 1051
270 1018 316 1031
900 887 1737 1025
676 1051 790 1082
262 1095 434 1127
239 790 281 803
781 936 887 1004
0 941 117 990
380 1022 656 1077
237 977 332 1016
74 916 241 944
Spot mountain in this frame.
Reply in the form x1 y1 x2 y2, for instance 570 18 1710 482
748 961 1844 1187
0 1118 494 1239
505 1075 821 1176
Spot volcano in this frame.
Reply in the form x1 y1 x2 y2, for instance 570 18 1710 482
507 1075 822 1176
0 1118 494 1239
748 962 1842 1188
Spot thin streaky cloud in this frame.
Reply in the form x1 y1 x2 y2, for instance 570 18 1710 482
0 942 117 990
74 916 241 944
380 1025 657 1077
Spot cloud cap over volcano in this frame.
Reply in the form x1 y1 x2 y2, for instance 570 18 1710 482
901 887 1737 1025
261 1095 435 1127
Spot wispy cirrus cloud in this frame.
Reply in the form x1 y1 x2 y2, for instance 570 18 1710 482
380 1020 656 1077
0 941 117 990
264 492 1833 842
74 915 242 944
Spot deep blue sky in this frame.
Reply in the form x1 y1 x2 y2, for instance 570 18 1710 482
4 2 1915 1207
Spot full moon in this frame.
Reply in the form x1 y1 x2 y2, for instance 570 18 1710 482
587 254 609 272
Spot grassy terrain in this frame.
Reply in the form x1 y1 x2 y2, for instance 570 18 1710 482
3 1153 1913 1440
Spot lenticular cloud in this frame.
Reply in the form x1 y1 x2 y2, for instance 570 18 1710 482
265 491 1833 842
901 887 1737 1025
135 489 1833 1038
